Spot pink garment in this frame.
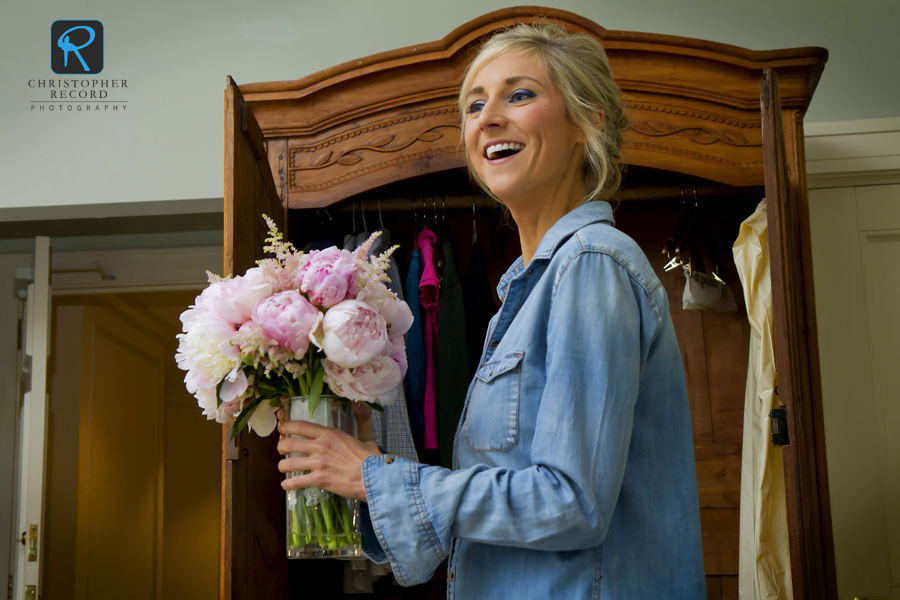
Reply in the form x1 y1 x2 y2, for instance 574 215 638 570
418 229 440 449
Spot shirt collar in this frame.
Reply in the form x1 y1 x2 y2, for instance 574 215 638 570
497 201 615 301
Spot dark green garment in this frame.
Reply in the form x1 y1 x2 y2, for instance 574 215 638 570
437 241 469 469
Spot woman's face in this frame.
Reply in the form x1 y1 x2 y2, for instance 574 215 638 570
463 53 586 208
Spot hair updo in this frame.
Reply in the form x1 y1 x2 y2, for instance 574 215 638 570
458 21 628 204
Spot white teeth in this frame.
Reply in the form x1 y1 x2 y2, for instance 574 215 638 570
486 142 525 159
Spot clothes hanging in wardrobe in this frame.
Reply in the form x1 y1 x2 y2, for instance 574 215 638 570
437 241 469 469
405 249 427 439
417 229 440 450
733 200 793 600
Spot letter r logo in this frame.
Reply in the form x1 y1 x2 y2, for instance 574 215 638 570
51 20 103 74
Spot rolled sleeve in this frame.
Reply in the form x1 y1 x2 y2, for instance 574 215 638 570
361 455 447 586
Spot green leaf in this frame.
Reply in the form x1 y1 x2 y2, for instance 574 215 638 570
307 367 325 417
360 401 385 413
257 380 278 394
229 398 263 441
216 378 225 408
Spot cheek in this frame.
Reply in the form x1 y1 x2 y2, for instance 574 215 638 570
464 121 482 165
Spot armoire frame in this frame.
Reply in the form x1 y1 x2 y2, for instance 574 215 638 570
221 7 834 599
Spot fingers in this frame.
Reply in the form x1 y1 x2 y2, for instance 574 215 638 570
276 436 317 457
277 419 328 438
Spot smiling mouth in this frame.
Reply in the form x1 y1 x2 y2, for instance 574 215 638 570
485 142 525 160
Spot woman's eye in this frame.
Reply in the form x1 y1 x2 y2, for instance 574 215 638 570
509 89 536 103
466 100 485 115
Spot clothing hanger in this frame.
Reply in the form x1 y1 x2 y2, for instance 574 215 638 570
377 199 384 230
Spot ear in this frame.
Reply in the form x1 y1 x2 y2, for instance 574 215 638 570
576 110 604 145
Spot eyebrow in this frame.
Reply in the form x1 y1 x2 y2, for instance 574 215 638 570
466 75 546 98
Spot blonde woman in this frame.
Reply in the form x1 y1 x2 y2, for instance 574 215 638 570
278 22 705 599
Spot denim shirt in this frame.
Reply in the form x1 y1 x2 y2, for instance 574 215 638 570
360 201 706 599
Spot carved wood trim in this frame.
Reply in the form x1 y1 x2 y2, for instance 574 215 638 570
624 101 760 128
623 141 763 169
288 106 460 168
626 120 756 146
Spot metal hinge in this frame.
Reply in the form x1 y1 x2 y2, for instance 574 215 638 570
769 408 789 446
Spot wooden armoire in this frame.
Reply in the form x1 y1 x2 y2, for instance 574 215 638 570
221 7 834 599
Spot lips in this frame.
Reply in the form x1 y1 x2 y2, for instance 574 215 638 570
484 141 525 160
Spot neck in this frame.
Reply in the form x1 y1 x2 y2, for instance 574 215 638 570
506 175 585 269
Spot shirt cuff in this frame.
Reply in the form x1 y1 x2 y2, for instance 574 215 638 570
359 501 389 564
361 454 446 586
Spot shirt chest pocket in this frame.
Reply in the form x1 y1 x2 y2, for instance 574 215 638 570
464 351 524 451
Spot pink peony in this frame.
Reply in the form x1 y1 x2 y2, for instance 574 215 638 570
312 299 389 368
251 290 322 356
195 369 248 423
322 356 401 405
384 335 408 380
378 297 414 339
184 267 272 327
299 247 357 308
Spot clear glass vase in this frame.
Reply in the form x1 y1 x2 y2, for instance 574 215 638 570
286 394 364 559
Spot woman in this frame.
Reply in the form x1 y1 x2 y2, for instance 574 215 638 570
277 22 705 599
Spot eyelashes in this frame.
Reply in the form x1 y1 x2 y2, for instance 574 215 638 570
466 89 536 115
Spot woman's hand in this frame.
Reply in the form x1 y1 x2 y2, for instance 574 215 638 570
276 409 381 502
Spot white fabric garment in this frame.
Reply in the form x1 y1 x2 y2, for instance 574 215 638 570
732 200 793 599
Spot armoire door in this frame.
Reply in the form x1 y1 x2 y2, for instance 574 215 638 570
761 66 839 600
222 75 288 600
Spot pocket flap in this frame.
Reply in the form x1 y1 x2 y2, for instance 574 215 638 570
476 351 525 383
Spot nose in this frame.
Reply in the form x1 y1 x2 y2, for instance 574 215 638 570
477 97 506 131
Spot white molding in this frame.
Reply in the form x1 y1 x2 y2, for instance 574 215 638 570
0 197 223 222
805 117 900 189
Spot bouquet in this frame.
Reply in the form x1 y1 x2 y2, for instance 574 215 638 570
175 215 413 556
175 215 412 437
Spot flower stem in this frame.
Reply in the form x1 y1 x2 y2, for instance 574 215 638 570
290 498 302 549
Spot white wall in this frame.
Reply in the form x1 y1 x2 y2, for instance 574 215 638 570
2 0 900 220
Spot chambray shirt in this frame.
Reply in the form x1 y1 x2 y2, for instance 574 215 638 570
360 201 705 599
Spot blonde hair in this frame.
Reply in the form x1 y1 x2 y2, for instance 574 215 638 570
458 21 628 204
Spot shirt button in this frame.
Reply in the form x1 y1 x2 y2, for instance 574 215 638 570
490 340 499 349
448 571 454 582
384 456 394 464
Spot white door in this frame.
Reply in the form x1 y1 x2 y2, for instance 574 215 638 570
809 184 900 600
10 237 51 600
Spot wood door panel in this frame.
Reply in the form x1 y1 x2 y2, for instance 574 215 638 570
762 67 837 600
695 442 742 509
223 76 288 600
700 508 740 575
